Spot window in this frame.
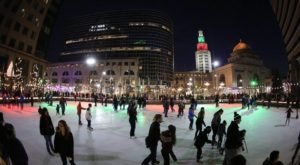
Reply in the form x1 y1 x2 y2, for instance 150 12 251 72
106 62 110 66
0 34 7 44
52 72 57 76
14 22 21 32
26 45 32 53
18 42 24 51
22 27 29 35
62 71 69 76
124 62 128 66
131 62 135 66
74 71 82 76
8 38 16 48
112 62 116 66
90 70 97 75
30 31 35 39
118 62 122 66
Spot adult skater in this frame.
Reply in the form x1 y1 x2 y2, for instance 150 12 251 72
77 102 86 125
170 98 175 112
215 94 220 107
291 131 300 164
194 126 212 162
285 106 293 126
39 108 55 155
217 120 227 154
85 104 93 130
54 120 76 165
163 97 169 117
177 99 185 118
188 105 197 130
194 107 206 139
160 125 177 165
142 114 163 165
211 109 224 145
59 96 67 115
127 100 137 138
223 113 246 165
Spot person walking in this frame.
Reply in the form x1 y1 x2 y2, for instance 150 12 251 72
127 100 137 138
39 108 55 155
85 104 93 130
194 126 213 162
54 120 76 165
188 105 197 130
211 109 224 145
30 95 34 107
194 107 206 139
77 102 86 125
267 95 272 109
285 106 293 126
112 95 118 112
223 114 246 165
142 114 163 165
160 125 177 165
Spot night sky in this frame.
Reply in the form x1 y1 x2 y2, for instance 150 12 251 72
47 0 288 74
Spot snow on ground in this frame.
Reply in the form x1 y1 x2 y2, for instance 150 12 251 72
0 102 299 165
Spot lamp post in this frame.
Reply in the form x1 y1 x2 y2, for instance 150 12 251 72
86 57 96 93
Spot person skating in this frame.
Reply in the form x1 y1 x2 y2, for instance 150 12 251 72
170 98 175 112
163 97 169 117
194 126 213 162
211 109 224 146
54 120 76 165
217 120 227 154
285 106 293 126
177 99 185 118
85 104 93 130
223 113 246 165
194 107 206 139
291 131 300 164
112 95 118 112
160 125 177 165
295 99 299 119
188 105 197 130
142 114 163 165
127 100 137 138
93 93 98 107
77 102 86 125
215 94 220 107
263 150 282 165
56 104 60 115
59 97 67 115
39 108 55 156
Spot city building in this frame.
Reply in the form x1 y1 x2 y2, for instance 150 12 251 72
213 40 270 95
60 10 174 85
0 0 63 93
270 0 300 98
46 58 140 96
195 30 212 73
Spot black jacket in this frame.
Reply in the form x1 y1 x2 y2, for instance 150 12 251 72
7 138 28 165
160 130 173 152
147 121 160 146
225 121 244 149
196 117 206 129
39 115 55 136
194 131 212 148
54 132 74 156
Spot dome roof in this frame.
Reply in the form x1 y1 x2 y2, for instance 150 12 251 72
233 40 250 52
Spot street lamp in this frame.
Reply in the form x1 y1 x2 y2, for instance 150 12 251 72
86 57 96 93
213 61 220 68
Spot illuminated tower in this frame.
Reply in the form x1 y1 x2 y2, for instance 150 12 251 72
195 30 212 73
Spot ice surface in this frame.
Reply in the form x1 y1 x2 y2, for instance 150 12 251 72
0 102 299 165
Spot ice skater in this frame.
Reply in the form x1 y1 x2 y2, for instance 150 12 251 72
77 102 86 125
291 131 300 164
217 120 227 154
160 125 177 165
285 106 293 126
85 104 93 130
177 99 185 118
211 109 224 146
56 104 60 115
188 105 196 130
127 100 137 138
39 108 55 155
194 107 206 139
194 126 212 162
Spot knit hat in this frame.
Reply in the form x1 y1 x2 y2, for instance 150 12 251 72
234 113 241 121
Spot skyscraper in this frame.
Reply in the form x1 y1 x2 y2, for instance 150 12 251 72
195 30 212 73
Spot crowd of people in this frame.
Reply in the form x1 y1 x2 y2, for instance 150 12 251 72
0 94 299 165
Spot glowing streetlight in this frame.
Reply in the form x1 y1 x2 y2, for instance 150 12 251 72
86 57 96 66
213 61 220 68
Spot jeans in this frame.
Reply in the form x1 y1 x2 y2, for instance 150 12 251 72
212 124 218 143
161 149 170 165
60 153 76 165
189 118 194 129
196 146 202 160
142 144 158 164
87 120 91 128
44 135 54 153
164 108 168 117
129 119 136 136
78 114 81 124
223 147 242 165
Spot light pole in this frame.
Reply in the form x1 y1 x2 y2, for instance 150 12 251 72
86 57 96 93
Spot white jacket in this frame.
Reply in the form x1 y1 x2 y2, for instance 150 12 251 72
85 109 92 120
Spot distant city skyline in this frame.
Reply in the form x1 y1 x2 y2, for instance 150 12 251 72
48 0 288 74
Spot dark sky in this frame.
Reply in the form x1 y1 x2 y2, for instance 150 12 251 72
48 0 288 74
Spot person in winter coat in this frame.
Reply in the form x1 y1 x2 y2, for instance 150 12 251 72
211 109 224 145
230 154 246 165
127 100 137 138
285 106 293 126
142 114 163 165
169 98 175 112
39 108 55 155
77 102 86 125
163 98 169 117
54 120 76 165
5 123 28 165
223 114 246 165
263 150 281 165
59 97 67 115
112 95 118 111
160 125 177 165
194 126 212 162
188 105 197 130
217 120 227 154
56 104 60 115
177 99 185 118
194 107 206 139
85 104 93 130
291 131 300 164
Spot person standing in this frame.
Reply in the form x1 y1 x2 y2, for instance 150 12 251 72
285 106 293 126
127 100 137 138
195 107 206 139
59 97 67 116
217 120 227 154
160 125 177 165
112 95 118 112
85 104 93 130
215 95 220 107
5 123 28 165
188 105 196 130
30 95 34 107
194 126 212 162
223 114 246 165
77 102 86 125
56 104 60 115
211 109 224 145
54 120 76 165
142 114 163 165
39 108 55 155
267 95 271 109
170 98 175 112
19 95 24 110
163 97 169 118
93 93 98 107
177 99 185 118
263 150 282 165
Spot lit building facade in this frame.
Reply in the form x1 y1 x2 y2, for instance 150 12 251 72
60 10 174 85
195 30 212 73
213 40 270 95
46 59 140 95
0 0 63 93
270 0 300 97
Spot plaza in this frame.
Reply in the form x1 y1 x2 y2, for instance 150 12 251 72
0 101 299 165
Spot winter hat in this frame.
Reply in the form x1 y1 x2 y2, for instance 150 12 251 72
204 126 211 133
234 113 241 121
